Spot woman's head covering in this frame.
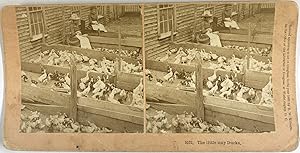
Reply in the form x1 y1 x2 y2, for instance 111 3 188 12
70 13 80 20
202 10 213 17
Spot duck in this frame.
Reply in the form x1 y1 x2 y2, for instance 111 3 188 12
21 71 28 82
209 81 219 96
108 88 121 104
92 89 105 100
64 73 70 86
80 71 90 84
217 56 226 64
206 80 214 89
163 67 174 81
210 52 218 60
236 86 249 103
208 70 217 82
81 54 90 62
62 82 70 90
79 82 91 97
219 87 233 98
79 81 86 91
38 69 47 83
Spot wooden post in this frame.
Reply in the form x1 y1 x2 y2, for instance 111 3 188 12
41 7 47 44
69 55 78 121
246 23 251 70
118 25 121 51
195 61 204 119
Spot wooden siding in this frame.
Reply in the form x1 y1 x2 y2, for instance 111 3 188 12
144 3 271 59
16 5 128 61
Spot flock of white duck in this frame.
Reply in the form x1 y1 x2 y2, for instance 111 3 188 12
22 68 144 109
157 47 272 74
223 45 272 57
205 70 273 107
146 64 273 107
20 108 112 133
29 48 143 75
94 47 141 59
146 111 243 133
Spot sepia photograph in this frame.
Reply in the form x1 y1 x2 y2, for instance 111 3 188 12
18 5 144 133
144 3 274 133
1 1 299 152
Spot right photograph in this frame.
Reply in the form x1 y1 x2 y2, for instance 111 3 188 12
144 3 274 133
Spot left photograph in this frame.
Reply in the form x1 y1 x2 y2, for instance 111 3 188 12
18 5 144 133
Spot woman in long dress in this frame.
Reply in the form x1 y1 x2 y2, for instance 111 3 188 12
201 10 222 47
89 6 107 32
222 4 240 29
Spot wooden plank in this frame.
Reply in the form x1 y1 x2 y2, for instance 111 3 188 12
169 42 271 63
205 109 275 132
218 33 273 45
22 62 70 74
21 83 69 106
196 63 204 119
145 82 196 106
23 103 69 116
78 97 144 117
204 96 274 117
77 110 143 133
69 58 78 121
244 70 271 89
147 102 196 115
146 59 196 73
88 36 142 48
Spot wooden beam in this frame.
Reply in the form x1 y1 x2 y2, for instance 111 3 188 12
77 110 143 133
218 33 273 45
21 82 69 106
78 102 143 125
145 82 196 106
23 103 69 116
69 57 78 121
147 102 196 115
195 63 204 119
88 35 142 48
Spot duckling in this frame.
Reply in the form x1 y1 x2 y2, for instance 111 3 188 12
80 71 90 84
208 69 217 82
209 81 219 96
38 69 47 83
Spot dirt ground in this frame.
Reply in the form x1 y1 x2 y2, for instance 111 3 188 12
238 12 275 34
105 13 142 37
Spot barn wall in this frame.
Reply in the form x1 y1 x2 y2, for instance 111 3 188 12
144 3 270 60
16 5 128 61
